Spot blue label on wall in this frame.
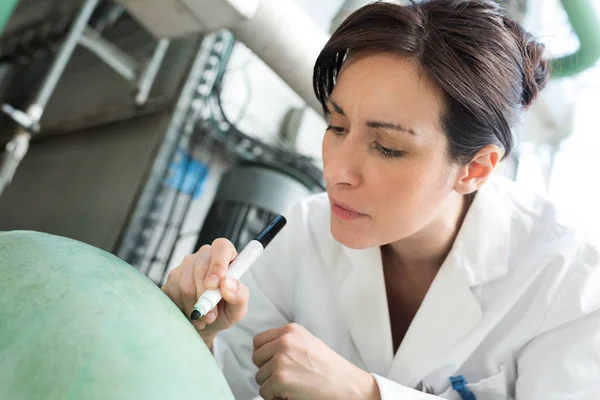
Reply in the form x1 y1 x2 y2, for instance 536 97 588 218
164 149 208 199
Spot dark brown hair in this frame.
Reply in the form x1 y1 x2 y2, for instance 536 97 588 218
313 0 550 164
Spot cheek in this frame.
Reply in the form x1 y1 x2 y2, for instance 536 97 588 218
372 157 452 225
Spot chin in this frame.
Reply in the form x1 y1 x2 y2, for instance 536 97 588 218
329 218 375 250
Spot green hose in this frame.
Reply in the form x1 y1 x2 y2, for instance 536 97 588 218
0 0 19 37
550 0 600 78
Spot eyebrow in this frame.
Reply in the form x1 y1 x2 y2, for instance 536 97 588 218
328 99 417 136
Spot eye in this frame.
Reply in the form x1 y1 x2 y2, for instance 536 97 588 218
373 142 405 159
326 125 346 136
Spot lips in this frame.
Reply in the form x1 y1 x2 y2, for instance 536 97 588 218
329 197 367 221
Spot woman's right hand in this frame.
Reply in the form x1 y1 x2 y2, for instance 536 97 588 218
161 238 250 348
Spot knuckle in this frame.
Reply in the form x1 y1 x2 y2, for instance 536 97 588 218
209 261 227 272
279 334 294 350
180 282 196 299
208 267 227 281
272 369 289 385
283 322 301 334
273 353 287 368
182 254 195 265
197 244 211 254
211 237 232 249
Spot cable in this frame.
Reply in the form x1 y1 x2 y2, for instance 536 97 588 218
159 128 220 282
128 31 235 270
232 65 253 125
210 80 325 191
133 31 324 281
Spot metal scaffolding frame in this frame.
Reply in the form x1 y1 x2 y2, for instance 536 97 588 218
0 0 171 198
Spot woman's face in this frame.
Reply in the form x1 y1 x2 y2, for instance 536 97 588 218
322 51 464 249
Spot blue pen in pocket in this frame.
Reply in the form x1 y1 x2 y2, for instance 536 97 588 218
450 375 477 400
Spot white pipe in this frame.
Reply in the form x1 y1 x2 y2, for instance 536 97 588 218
331 0 405 32
331 0 374 33
33 0 100 113
231 0 329 113
135 39 171 105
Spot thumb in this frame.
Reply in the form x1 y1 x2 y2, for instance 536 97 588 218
220 277 249 325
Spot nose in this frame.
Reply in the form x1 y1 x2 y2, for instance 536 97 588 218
323 132 363 188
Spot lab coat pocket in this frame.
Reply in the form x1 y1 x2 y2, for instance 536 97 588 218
438 368 508 400
464 370 508 400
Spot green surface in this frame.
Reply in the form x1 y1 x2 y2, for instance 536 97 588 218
550 0 600 78
0 231 234 400
0 0 19 37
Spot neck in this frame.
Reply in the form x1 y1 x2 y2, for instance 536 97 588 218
386 192 472 275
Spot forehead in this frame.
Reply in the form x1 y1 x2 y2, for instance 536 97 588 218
330 51 445 130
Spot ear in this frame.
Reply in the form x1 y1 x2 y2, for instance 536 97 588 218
454 144 502 195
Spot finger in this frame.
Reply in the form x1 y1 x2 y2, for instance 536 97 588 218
252 333 285 368
221 278 249 325
254 355 278 386
201 308 218 325
258 374 289 400
179 255 198 317
253 326 285 351
192 245 212 295
192 320 206 331
205 238 237 289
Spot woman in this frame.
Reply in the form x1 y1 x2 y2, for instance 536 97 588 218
161 1 600 399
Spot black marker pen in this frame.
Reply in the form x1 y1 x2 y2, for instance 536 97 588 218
191 215 287 320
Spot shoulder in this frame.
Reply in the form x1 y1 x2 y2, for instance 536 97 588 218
489 176 600 324
489 175 590 249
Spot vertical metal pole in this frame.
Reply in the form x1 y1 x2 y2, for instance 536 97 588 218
135 39 171 106
30 0 100 120
0 0 99 199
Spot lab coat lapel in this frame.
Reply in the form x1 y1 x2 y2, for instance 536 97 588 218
388 176 511 386
387 254 483 385
339 245 394 376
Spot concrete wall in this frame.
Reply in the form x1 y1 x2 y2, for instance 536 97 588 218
0 113 170 251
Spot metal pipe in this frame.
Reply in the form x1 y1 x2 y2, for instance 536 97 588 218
0 131 29 198
135 39 170 105
0 0 99 199
550 0 600 78
231 0 329 113
31 0 100 118
79 26 139 82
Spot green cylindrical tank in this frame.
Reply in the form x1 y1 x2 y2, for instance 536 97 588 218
0 231 234 400
0 0 19 37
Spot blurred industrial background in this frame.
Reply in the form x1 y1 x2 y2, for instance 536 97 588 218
0 0 599 285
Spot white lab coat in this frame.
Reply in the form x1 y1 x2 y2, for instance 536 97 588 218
213 175 600 399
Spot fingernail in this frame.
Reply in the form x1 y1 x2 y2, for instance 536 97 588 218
224 277 238 293
206 274 219 289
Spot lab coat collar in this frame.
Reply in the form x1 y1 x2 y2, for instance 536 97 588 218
449 175 511 287
338 176 511 384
